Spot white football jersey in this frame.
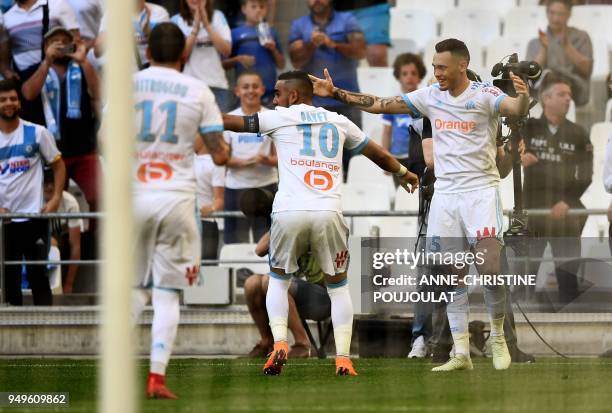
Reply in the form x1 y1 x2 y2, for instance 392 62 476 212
258 103 368 212
403 81 507 194
133 66 223 195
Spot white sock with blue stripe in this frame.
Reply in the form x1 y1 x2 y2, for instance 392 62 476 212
266 273 291 343
327 280 353 357
484 285 506 337
150 288 180 375
447 286 470 358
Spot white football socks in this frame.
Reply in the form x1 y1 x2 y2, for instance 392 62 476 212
484 285 506 337
447 285 470 358
266 273 291 343
327 281 353 357
150 288 180 375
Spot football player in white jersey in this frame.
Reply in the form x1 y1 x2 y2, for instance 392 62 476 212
131 23 229 399
224 71 419 376
310 38 530 372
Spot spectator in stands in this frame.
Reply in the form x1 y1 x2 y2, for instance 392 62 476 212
4 0 79 124
149 0 179 16
223 70 277 243
215 0 276 29
527 0 593 106
66 0 102 48
382 53 426 188
244 231 329 358
605 131 612 250
0 10 12 80
195 144 225 260
224 0 285 107
43 168 82 294
288 0 366 177
333 0 390 67
0 79 66 306
21 26 101 240
95 1 169 70
172 0 232 111
521 73 593 305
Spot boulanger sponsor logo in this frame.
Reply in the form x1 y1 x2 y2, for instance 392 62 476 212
137 161 173 183
290 157 340 172
434 118 477 133
304 169 333 191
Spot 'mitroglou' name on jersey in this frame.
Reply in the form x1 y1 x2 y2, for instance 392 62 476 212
133 66 223 194
257 103 368 212
402 81 507 193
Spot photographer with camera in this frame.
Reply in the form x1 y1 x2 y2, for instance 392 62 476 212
520 73 593 305
21 26 101 240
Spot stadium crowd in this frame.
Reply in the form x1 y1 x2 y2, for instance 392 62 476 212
0 0 611 378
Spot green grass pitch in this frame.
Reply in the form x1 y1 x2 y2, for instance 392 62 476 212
1 358 611 412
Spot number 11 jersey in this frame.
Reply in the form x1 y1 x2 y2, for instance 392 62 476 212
133 66 223 195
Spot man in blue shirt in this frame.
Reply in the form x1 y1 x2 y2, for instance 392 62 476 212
225 0 285 107
288 0 366 178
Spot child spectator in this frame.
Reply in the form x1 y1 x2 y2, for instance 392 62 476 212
224 0 284 107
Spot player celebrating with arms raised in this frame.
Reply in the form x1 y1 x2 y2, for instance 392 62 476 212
224 70 418 376
310 38 530 372
132 22 229 399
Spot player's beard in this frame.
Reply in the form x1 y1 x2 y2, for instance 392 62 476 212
0 107 19 121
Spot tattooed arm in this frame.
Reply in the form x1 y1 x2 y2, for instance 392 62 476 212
198 131 230 165
309 68 416 115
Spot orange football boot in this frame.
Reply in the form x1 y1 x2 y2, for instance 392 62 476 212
263 341 289 375
335 356 358 376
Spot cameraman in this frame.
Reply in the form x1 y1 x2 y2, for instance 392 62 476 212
521 73 593 305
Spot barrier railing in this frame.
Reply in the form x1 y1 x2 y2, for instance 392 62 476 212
1 209 609 305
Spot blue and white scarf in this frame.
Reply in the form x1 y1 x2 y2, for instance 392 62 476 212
42 62 82 139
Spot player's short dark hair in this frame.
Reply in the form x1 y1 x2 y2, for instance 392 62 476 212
435 38 470 64
236 69 264 83
546 0 572 11
148 22 186 64
0 79 19 95
540 72 572 95
278 70 313 97
392 53 427 81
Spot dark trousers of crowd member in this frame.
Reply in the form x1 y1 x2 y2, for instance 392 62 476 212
2 220 52 306
525 216 585 305
323 105 363 182
201 220 220 260
223 183 277 244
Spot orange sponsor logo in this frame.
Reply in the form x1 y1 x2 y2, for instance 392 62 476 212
304 169 333 191
137 161 173 183
434 118 477 133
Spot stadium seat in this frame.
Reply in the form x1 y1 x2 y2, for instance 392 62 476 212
388 38 419 65
484 37 530 82
346 154 396 203
570 5 612 42
382 186 420 238
581 122 612 210
394 0 455 20
457 0 515 17
518 0 541 6
390 8 438 53
357 67 398 145
605 99 612 123
219 243 268 275
503 7 546 39
341 183 391 237
440 9 501 47
590 37 610 81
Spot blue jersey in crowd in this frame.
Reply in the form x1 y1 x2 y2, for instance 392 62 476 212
288 11 362 107
381 113 415 158
231 24 283 102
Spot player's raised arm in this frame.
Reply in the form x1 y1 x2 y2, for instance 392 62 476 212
499 72 530 117
309 68 415 115
360 140 419 192
222 113 261 134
